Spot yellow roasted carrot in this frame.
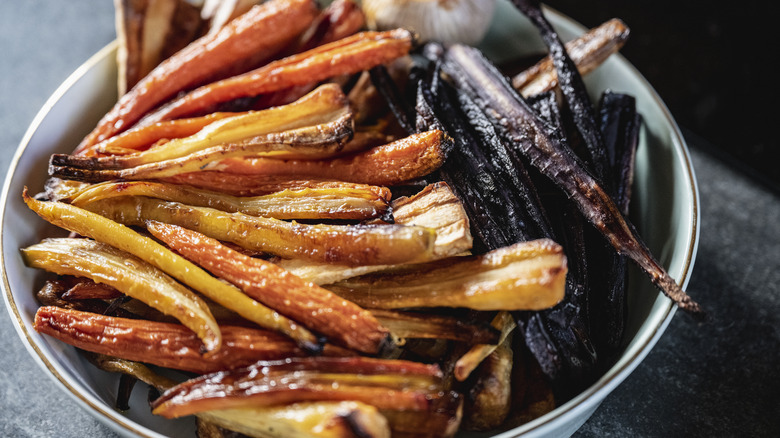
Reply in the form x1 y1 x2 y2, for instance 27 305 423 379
23 239 220 353
22 189 320 352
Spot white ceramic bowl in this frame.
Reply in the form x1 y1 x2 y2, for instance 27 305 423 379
1 3 699 437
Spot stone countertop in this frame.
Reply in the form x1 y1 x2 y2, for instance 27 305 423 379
1 1 778 437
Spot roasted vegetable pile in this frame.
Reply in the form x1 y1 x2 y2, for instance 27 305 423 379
21 0 700 436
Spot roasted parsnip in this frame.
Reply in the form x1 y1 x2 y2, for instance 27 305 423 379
163 174 391 198
53 84 354 180
454 311 516 381
278 181 471 285
370 309 499 344
461 330 514 431
512 18 630 97
327 239 567 311
68 181 390 221
79 196 435 266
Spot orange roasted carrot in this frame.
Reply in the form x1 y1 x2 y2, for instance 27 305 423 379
251 0 368 109
75 0 318 153
82 112 239 157
146 221 391 354
140 29 414 124
33 306 350 374
215 129 449 186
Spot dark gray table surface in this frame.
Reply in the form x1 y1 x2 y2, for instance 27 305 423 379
2 1 778 437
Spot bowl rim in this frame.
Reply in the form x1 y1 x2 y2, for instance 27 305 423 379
1 7 700 438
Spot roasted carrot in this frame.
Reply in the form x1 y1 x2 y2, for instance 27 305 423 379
85 112 239 157
23 190 321 351
151 357 444 418
140 29 414 124
214 129 450 186
33 306 336 374
250 0 368 109
147 221 392 354
512 18 630 98
23 238 221 353
75 0 318 152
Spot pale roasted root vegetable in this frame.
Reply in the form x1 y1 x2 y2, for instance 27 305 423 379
61 84 353 170
51 115 354 182
461 329 514 431
512 18 630 98
23 238 220 353
76 0 319 152
22 190 321 352
147 221 392 355
92 112 238 156
87 353 392 438
162 174 391 198
33 307 352 374
326 239 567 311
79 196 436 266
454 311 517 382
278 181 472 285
212 129 451 187
67 181 390 221
197 402 391 438
150 356 447 419
369 309 499 344
114 0 202 97
140 29 415 124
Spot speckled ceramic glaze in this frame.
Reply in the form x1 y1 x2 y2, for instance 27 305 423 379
1 4 698 437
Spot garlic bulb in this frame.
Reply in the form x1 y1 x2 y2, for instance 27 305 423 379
362 0 496 46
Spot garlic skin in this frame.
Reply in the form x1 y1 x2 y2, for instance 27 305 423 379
362 0 496 46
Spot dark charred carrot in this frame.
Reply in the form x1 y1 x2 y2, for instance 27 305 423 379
512 0 610 186
75 0 318 153
146 221 392 354
140 29 415 124
439 43 701 314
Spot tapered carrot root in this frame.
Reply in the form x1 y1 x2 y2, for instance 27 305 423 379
141 29 414 124
33 307 338 374
147 221 392 354
23 238 221 353
76 0 318 152
215 129 450 186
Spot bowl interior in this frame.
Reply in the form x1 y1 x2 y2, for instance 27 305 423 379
1 4 698 438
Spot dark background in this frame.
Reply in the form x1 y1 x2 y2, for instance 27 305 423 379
545 0 780 193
